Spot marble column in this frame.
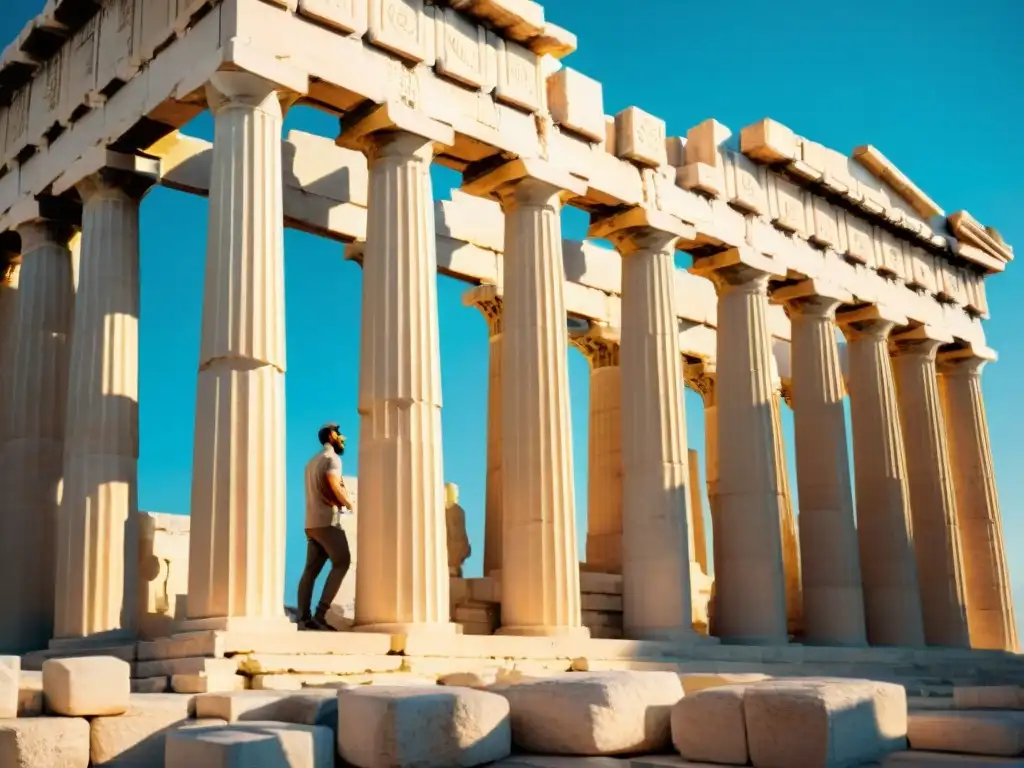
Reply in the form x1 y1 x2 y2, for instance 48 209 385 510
0 219 76 652
838 306 925 647
592 209 696 641
0 249 20 386
184 73 292 631
685 360 719 635
772 385 804 638
891 327 970 647
687 448 708 575
570 324 622 575
938 347 1018 652
340 106 455 634
691 250 788 644
54 172 147 643
464 285 505 577
778 284 866 646
464 159 587 637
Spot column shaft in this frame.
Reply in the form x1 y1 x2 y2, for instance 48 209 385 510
772 390 803 637
55 180 142 640
619 235 694 640
939 354 1018 651
709 269 788 643
788 298 866 645
687 448 707 574
185 73 289 629
354 130 451 632
843 318 926 646
686 363 720 635
891 336 970 647
0 222 75 652
498 178 584 636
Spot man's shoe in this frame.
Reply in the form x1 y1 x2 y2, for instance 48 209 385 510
310 615 337 632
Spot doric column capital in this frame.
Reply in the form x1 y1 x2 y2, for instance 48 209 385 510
336 102 454 159
462 157 586 210
570 321 620 369
463 283 504 337
690 246 784 294
684 358 717 405
2 197 80 253
205 71 291 117
837 303 907 342
15 219 77 255
588 206 695 256
52 147 159 201
889 324 954 359
773 278 852 319
937 343 997 376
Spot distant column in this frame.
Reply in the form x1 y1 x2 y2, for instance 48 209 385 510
772 384 803 639
891 326 970 648
464 285 505 577
591 208 697 641
0 217 76 652
54 171 150 643
777 281 867 646
691 249 788 644
184 73 293 632
687 448 708 575
938 346 1018 652
685 359 719 635
570 323 622 575
464 159 587 638
340 105 455 634
838 306 925 647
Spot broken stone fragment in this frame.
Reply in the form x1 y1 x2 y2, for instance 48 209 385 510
42 656 131 717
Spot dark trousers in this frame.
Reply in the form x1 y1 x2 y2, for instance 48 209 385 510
297 525 352 620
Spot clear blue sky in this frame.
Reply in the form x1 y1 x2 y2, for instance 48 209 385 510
4 0 1022 635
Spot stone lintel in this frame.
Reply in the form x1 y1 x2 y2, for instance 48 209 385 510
835 303 908 329
51 148 161 198
215 37 311 100
587 206 695 247
462 157 587 202
891 324 955 347
772 278 853 307
852 144 944 219
689 246 785 282
570 319 620 347
937 342 998 366
948 210 1014 265
336 103 455 153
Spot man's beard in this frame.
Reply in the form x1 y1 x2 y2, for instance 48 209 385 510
334 443 345 457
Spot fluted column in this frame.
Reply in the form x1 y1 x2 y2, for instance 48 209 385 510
0 220 76 652
837 306 925 647
772 384 803 638
54 173 149 643
184 73 292 631
777 284 866 646
938 347 1018 652
464 159 587 637
685 359 720 635
570 324 622 575
340 106 455 634
464 285 505 577
691 250 788 644
891 327 970 647
687 449 708 575
592 209 696 641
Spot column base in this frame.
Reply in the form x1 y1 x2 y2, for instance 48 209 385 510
177 615 297 634
627 627 718 645
496 625 592 639
354 622 457 637
49 629 136 650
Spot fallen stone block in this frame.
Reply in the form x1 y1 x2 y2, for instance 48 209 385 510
440 671 500 688
678 672 771 694
131 677 169 694
744 678 908 768
196 690 337 728
43 656 131 716
171 672 245 694
0 656 18 718
908 710 1024 757
496 671 684 755
165 721 333 768
337 685 511 768
671 684 748 765
92 712 226 768
18 670 43 716
0 717 90 768
953 686 1024 710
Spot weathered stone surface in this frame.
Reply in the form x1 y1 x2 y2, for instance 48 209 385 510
165 722 333 768
744 679 908 767
131 677 170 694
678 672 770 694
43 656 131 716
671 684 748 765
439 671 500 689
337 685 511 768
880 751 1024 766
0 717 90 768
18 670 43 716
953 686 1024 710
92 706 226 768
195 690 337 727
908 711 1024 757
493 758 629 767
0 656 17 718
171 673 246 694
496 671 683 755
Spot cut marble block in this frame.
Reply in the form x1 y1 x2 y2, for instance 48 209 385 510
336 685 511 768
131 677 170 693
91 700 226 768
165 722 333 768
42 656 131 716
881 751 1024 766
678 672 771 694
908 711 1024 757
439 671 500 689
744 678 908 767
195 690 338 727
670 684 748 765
0 656 17 718
495 671 684 755
171 672 246 694
0 717 90 768
953 685 1024 710
18 670 43 716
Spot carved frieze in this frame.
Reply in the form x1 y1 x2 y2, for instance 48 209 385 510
297 0 370 35
368 0 435 65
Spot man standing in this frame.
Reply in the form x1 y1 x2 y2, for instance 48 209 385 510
297 422 355 631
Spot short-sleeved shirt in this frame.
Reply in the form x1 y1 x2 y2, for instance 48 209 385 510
305 446 343 529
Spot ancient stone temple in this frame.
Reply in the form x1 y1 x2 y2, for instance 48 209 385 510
0 1 1023 765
